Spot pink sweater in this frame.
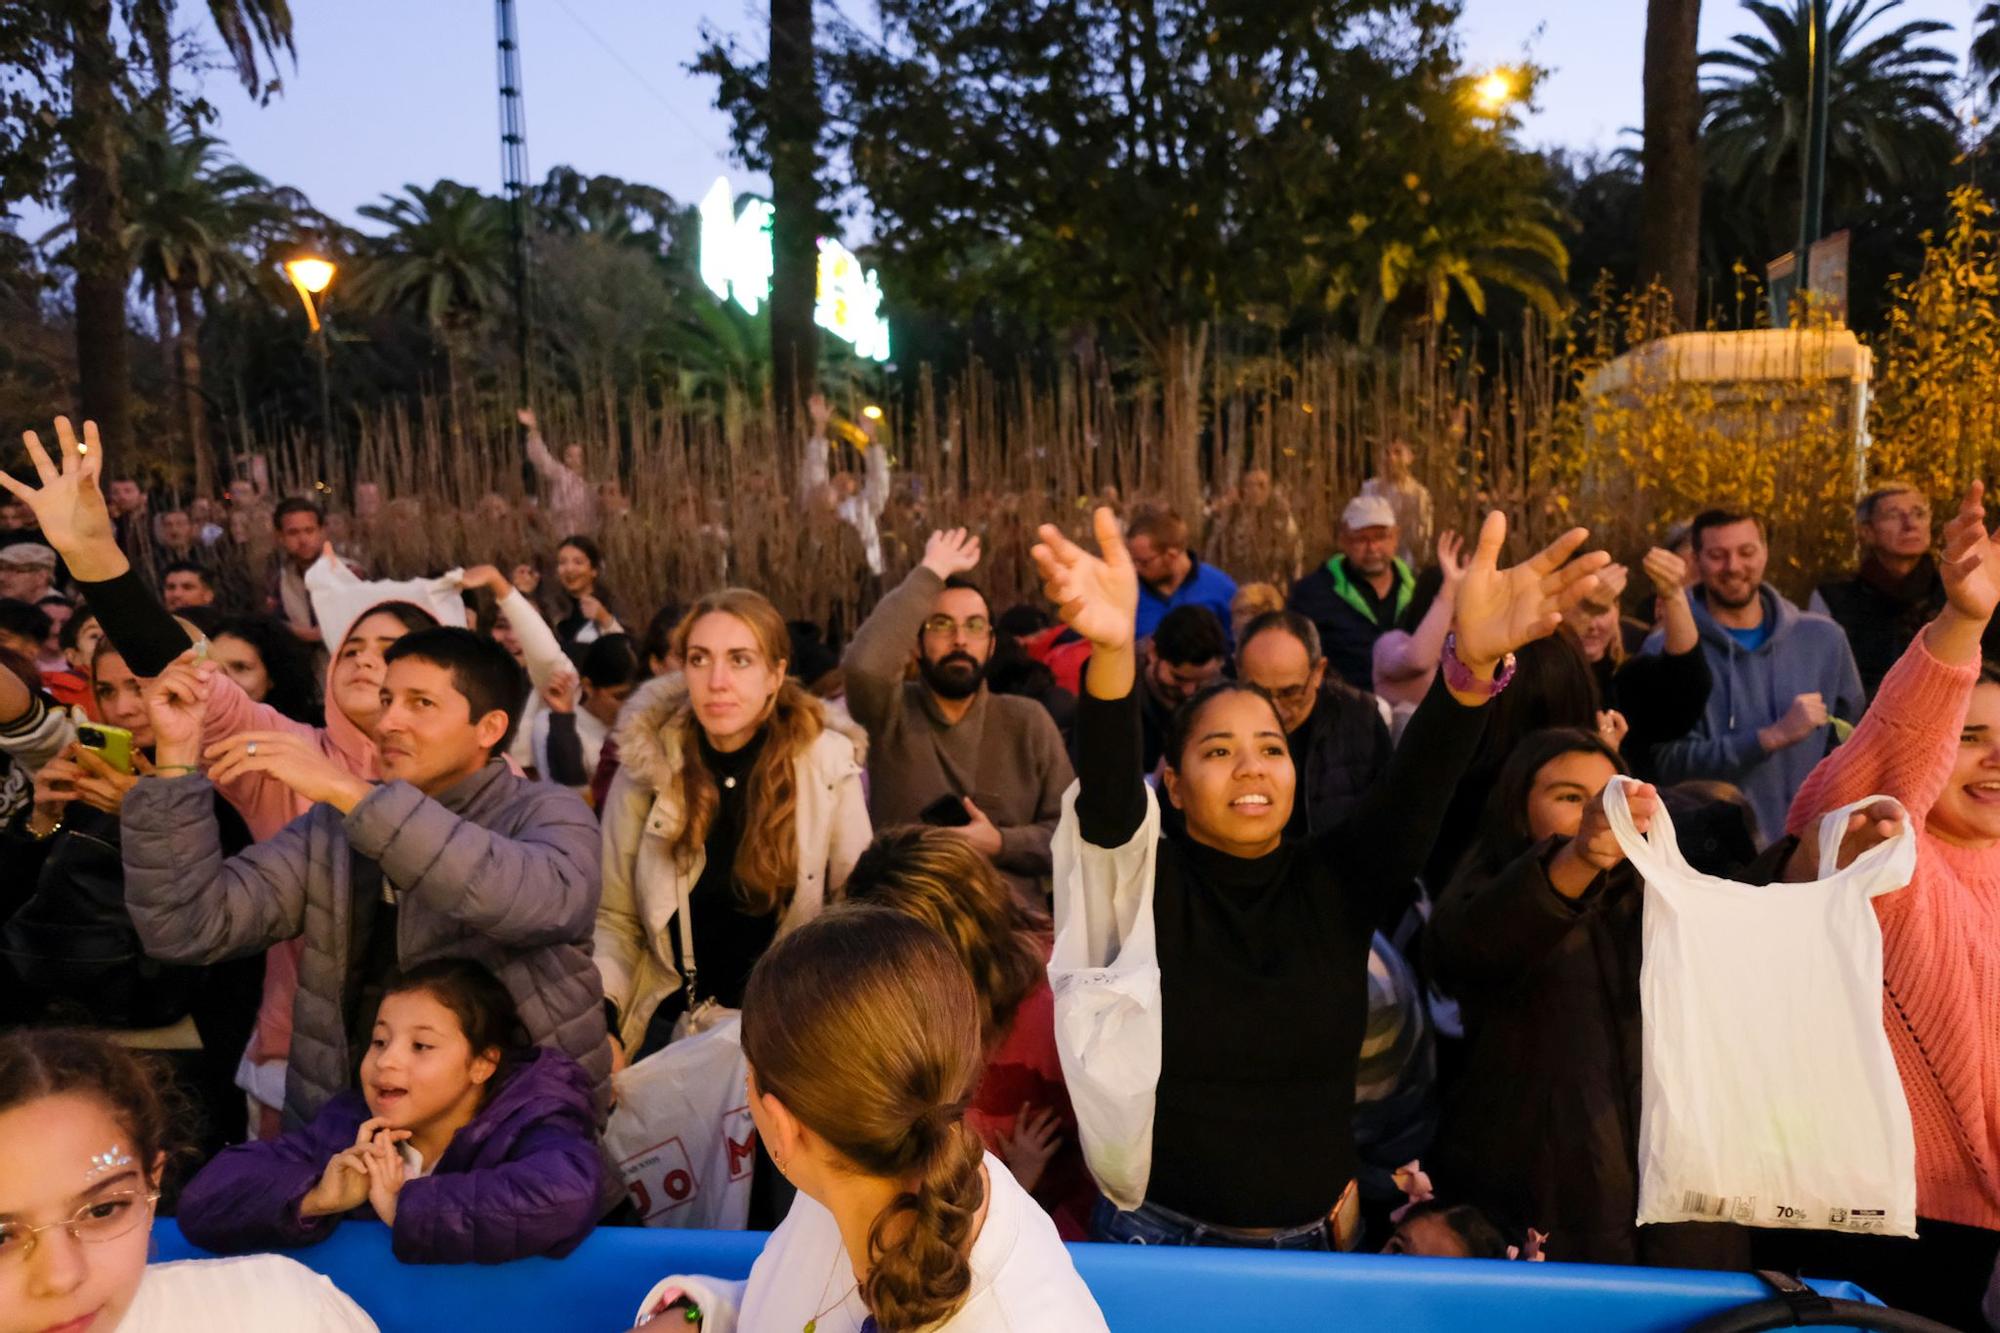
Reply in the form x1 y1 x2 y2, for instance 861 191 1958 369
1787 635 2000 1231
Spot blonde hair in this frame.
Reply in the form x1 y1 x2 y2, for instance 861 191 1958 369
743 908 986 1333
844 827 1051 1048
668 588 821 916
1229 581 1285 643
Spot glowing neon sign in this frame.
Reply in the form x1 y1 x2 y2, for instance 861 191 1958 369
698 176 891 362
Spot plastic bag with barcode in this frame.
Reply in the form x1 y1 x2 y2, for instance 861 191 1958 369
1603 778 1920 1237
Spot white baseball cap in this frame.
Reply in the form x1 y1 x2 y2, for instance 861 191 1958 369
1341 495 1397 531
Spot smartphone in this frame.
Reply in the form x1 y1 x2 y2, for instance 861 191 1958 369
75 721 135 774
919 793 973 828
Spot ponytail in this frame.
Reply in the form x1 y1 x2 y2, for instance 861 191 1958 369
865 1115 987 1331
741 907 988 1333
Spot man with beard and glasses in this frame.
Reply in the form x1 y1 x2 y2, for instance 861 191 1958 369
1646 508 1863 843
844 527 1075 906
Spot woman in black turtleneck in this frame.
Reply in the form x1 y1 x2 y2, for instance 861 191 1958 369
1033 506 1609 1250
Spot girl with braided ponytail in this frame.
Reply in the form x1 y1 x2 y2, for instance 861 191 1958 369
632 908 1106 1333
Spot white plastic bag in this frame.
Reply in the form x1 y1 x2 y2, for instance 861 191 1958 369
602 1015 755 1229
1047 780 1162 1212
1603 777 1919 1237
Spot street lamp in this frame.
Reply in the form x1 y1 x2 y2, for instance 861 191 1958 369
284 253 338 484
1471 68 1520 118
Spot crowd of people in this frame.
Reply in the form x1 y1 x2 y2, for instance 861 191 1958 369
1 408 1998 1333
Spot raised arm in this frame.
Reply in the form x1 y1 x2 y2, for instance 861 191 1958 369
520 407 569 484
859 423 892 521
0 418 195 672
799 393 833 501
1336 513 1611 922
841 529 979 732
123 657 311 962
1033 508 1145 847
1373 530 1465 685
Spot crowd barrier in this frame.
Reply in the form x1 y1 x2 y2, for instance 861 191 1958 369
153 1221 1889 1332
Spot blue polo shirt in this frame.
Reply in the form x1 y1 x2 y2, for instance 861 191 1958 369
1135 556 1241 645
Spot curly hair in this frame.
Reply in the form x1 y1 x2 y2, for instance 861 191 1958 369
668 589 823 916
844 826 1051 1049
742 909 986 1333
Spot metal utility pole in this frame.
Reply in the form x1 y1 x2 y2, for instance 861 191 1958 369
495 0 533 401
1796 0 1831 294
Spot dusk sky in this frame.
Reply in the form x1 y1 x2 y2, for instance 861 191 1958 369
15 0 1987 237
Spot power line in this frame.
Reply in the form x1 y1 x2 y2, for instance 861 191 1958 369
544 0 735 163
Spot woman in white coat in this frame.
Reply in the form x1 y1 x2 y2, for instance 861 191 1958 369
596 587 871 1064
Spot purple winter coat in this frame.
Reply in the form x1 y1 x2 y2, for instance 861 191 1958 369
176 1045 602 1265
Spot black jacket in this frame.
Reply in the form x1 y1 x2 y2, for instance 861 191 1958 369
1288 679 1393 836
1287 561 1408 691
2 796 250 1028
1592 646 1711 780
1814 556 2000 699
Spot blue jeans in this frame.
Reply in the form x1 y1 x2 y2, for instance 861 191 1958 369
1091 1197 1338 1251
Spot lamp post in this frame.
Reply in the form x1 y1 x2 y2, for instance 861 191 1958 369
1796 0 1831 297
284 254 338 486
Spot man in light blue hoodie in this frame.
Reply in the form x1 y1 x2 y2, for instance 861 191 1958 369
1645 509 1864 844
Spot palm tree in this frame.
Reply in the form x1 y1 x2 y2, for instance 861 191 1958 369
1640 0 1704 327
1976 4 1999 106
1701 0 1959 259
345 181 511 402
63 0 293 459
120 128 297 495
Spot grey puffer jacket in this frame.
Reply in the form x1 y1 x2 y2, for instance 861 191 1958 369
122 762 609 1127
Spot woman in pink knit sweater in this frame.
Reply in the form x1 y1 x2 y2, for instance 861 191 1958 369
1778 482 2000 1329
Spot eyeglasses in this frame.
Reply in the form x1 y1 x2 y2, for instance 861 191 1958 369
1263 681 1316 707
0 1189 158 1264
922 615 992 641
1872 505 1931 527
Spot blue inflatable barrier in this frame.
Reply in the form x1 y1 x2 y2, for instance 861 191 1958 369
152 1221 1887 1332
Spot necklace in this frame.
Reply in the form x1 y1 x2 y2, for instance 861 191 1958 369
724 775 737 789
803 1245 861 1333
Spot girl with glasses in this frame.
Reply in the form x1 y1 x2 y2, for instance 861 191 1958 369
0 1028 376 1333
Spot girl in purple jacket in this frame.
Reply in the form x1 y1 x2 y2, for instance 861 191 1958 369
177 958 602 1265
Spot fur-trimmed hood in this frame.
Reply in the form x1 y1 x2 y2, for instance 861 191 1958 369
612 672 869 800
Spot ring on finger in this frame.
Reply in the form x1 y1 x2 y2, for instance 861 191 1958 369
246 741 258 757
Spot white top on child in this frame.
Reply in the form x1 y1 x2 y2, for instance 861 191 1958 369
121 1254 377 1332
634 1153 1108 1333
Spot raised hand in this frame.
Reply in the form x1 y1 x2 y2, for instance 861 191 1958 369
0 418 123 579
807 393 831 431
204 731 372 812
458 564 513 600
1784 798 1905 882
1641 546 1688 597
144 649 217 769
1435 530 1469 592
1596 709 1630 752
920 527 982 580
1549 781 1657 897
1939 481 2000 624
1451 512 1609 672
516 406 538 430
1031 507 1138 652
541 668 580 715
